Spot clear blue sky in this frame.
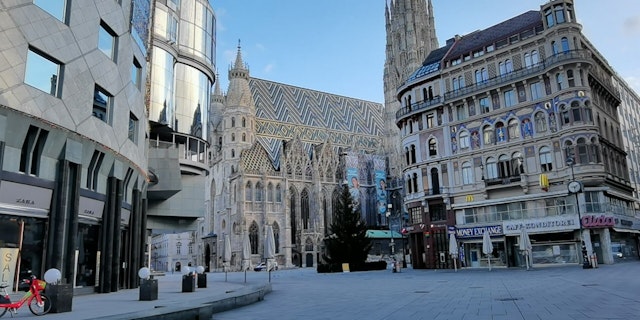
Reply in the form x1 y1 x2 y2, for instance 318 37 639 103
213 1 640 103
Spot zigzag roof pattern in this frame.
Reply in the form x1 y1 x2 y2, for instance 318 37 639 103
249 78 385 169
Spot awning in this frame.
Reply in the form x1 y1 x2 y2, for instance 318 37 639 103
366 230 404 239
612 228 640 234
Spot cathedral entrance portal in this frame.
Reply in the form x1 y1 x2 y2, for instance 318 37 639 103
305 253 313 267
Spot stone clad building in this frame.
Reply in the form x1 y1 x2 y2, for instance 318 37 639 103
0 0 149 293
394 0 640 269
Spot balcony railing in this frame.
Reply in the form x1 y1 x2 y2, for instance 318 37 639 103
484 175 522 186
396 50 594 123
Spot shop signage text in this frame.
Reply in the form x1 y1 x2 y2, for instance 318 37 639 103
455 225 502 238
582 215 614 228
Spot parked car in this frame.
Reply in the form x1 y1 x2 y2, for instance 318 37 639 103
254 261 278 271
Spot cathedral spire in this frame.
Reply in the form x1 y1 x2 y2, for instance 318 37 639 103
382 0 439 179
229 39 249 81
234 39 245 70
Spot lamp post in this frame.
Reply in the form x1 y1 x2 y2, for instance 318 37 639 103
386 203 395 257
566 156 590 268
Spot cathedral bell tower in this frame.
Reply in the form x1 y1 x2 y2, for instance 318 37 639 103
223 41 256 165
383 0 438 179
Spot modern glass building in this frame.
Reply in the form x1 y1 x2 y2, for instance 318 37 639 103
0 0 149 293
146 0 214 237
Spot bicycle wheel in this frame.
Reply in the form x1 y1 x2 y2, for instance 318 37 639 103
0 307 7 317
28 294 51 316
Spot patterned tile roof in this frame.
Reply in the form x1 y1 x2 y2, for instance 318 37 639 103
250 78 385 168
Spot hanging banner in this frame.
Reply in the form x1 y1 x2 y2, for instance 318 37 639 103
0 248 20 286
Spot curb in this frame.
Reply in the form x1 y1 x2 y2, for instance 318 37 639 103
91 284 272 320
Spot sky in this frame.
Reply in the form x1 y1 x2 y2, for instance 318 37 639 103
213 1 640 104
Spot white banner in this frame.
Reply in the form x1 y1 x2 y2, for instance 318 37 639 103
0 248 20 287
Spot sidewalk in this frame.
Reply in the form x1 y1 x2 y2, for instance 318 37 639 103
9 271 272 319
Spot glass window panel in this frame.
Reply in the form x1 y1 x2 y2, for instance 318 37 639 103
25 48 61 96
129 112 138 143
93 86 111 124
99 22 116 60
34 0 66 22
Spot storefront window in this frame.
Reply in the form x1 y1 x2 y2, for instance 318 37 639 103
0 216 45 290
75 224 100 287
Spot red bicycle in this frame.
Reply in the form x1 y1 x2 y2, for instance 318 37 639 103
0 275 51 317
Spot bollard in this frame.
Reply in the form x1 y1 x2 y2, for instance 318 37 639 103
182 273 196 292
197 273 207 288
139 277 158 301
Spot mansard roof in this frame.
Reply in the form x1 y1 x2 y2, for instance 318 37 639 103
445 10 542 60
249 78 384 169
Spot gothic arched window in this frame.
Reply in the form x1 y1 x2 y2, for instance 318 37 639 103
249 222 259 254
272 222 280 253
301 189 310 229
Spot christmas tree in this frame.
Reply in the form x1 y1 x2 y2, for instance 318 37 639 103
322 185 372 266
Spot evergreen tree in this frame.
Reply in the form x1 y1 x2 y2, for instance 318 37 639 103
322 185 372 266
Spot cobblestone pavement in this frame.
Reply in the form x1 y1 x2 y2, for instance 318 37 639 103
213 262 640 320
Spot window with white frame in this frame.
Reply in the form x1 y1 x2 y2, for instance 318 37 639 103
499 59 513 76
456 105 466 121
504 90 516 107
556 73 564 90
479 97 490 114
524 50 539 68
486 157 498 179
462 162 473 185
561 37 570 53
530 82 543 100
459 131 470 149
540 146 553 172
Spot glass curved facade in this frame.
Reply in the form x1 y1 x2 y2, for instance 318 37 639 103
150 47 175 127
174 63 210 139
178 0 215 65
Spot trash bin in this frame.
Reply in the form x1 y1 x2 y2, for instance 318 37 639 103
197 273 207 288
182 274 196 292
139 278 158 301
46 283 73 313
395 261 401 273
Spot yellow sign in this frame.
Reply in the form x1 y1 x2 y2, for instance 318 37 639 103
0 248 20 287
341 263 350 273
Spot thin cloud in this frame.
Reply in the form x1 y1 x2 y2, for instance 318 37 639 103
263 63 275 74
623 16 640 36
255 43 266 51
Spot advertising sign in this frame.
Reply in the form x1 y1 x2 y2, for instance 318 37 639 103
0 248 20 287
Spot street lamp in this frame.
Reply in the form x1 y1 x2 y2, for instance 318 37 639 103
566 156 590 268
386 203 395 257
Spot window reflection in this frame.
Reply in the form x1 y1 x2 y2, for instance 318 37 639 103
99 22 117 61
34 0 66 22
129 112 138 143
93 86 111 123
25 48 61 97
131 58 142 89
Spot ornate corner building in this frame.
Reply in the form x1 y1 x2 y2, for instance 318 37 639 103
395 0 640 269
